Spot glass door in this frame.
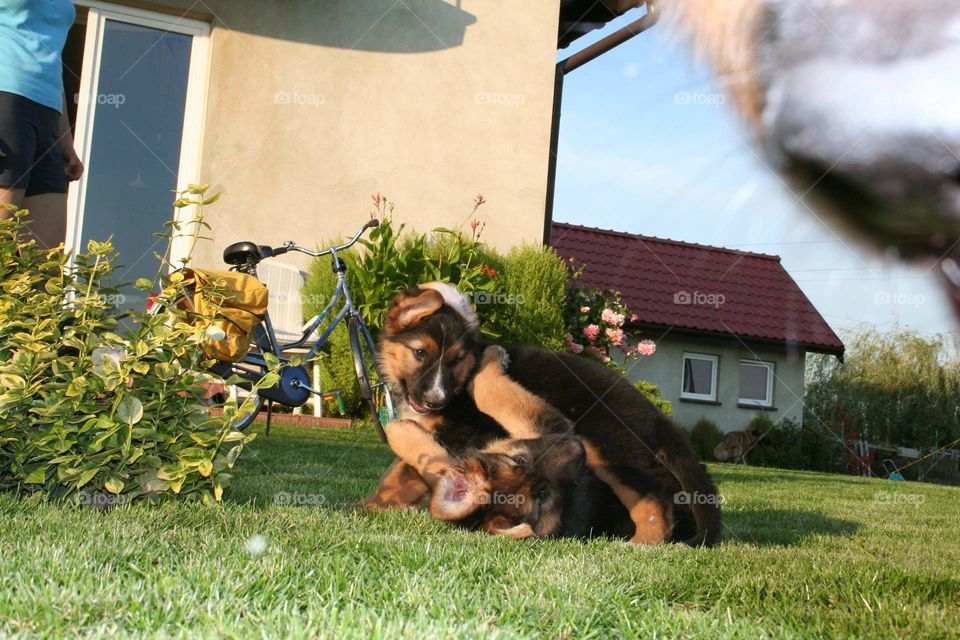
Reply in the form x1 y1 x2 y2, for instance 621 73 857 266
66 2 209 309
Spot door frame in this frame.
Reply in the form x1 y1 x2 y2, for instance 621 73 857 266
66 1 211 272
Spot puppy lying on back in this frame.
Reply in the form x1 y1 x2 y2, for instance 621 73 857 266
385 419 641 540
465 346 681 544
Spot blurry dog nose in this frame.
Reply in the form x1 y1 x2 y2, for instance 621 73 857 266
759 0 960 257
423 388 447 409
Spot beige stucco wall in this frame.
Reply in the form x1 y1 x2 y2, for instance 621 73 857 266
624 333 808 432
140 0 560 271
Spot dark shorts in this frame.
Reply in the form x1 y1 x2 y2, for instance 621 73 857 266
0 90 67 196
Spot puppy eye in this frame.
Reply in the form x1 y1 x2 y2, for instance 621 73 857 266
511 455 528 466
413 348 426 361
535 488 548 501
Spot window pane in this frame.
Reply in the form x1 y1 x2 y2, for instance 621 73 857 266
740 363 769 402
80 19 193 311
683 358 714 395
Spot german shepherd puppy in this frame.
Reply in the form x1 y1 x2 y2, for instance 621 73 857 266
714 427 764 464
368 284 722 546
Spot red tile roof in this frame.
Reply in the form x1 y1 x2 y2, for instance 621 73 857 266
550 222 844 356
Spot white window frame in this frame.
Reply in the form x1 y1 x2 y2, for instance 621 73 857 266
738 359 774 407
680 352 718 402
66 1 211 272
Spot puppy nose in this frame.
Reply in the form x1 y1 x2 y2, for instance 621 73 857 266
423 388 447 409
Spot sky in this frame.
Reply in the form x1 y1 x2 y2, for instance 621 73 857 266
552 15 954 341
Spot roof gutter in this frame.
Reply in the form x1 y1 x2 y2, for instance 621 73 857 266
559 0 661 74
543 1 660 245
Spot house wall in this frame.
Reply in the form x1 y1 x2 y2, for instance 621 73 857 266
624 333 807 432
135 0 560 270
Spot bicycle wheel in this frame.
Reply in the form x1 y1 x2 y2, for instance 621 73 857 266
348 314 393 441
207 361 266 432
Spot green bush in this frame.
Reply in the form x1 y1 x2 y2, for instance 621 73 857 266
805 326 960 450
741 416 847 472
743 415 796 468
798 422 847 473
480 245 568 350
0 192 260 503
635 380 672 416
344 196 498 334
302 250 364 415
689 418 723 461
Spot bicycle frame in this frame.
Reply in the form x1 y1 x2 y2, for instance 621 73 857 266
210 221 392 436
225 252 358 385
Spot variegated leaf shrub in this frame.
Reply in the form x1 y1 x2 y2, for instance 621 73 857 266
0 189 268 505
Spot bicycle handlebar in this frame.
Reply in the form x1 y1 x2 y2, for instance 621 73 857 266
271 219 379 259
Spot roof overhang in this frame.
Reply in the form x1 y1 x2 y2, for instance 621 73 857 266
630 322 846 359
558 0 648 49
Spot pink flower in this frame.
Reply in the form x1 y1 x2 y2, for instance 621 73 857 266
580 306 590 313
605 327 626 347
470 218 480 233
564 334 584 354
635 339 656 356
582 324 600 342
601 308 625 327
630 313 639 323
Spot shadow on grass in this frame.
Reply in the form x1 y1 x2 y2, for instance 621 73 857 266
722 508 861 546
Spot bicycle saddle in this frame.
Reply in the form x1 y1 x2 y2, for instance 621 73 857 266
223 241 263 266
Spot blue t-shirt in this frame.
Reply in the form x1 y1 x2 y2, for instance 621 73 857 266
0 0 75 112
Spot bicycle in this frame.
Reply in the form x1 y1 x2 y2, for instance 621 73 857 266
182 219 393 438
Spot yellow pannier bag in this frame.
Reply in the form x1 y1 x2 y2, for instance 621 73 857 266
180 268 269 362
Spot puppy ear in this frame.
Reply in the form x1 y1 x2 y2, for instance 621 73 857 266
384 288 445 336
429 461 490 521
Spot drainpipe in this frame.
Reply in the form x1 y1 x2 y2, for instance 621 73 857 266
543 0 661 246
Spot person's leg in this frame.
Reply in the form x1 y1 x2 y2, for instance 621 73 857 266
0 91 31 215
0 186 26 209
2 91 65 245
20 192 66 249
20 98 69 249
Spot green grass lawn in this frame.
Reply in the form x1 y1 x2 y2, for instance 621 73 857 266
2 423 958 639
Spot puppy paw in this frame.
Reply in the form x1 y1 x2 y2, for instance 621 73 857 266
481 344 510 371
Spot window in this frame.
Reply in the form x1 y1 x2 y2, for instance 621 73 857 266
739 360 774 407
67 1 211 310
681 353 718 401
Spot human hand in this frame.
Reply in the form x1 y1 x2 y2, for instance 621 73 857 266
61 145 84 181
